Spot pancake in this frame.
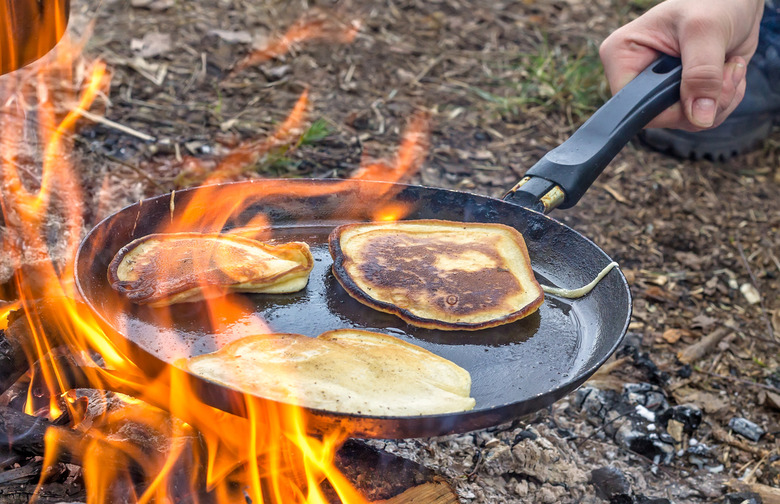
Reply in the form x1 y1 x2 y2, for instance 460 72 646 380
108 232 313 307
329 219 544 330
185 329 476 416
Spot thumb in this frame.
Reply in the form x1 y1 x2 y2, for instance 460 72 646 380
679 34 728 128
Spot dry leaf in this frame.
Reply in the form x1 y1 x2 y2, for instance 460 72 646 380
672 387 729 414
643 286 677 303
691 314 717 331
766 391 780 411
131 33 172 58
662 328 691 344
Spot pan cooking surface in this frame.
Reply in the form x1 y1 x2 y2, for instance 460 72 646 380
76 180 630 437
102 226 587 410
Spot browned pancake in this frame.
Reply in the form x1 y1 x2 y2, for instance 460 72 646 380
108 232 313 307
329 220 544 330
185 329 475 416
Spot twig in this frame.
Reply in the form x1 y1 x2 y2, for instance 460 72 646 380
595 182 630 204
695 369 780 395
74 107 157 142
767 248 780 274
676 324 734 364
710 423 769 458
735 236 777 342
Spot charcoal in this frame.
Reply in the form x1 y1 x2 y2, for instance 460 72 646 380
728 417 765 442
676 364 693 378
623 383 669 411
687 442 718 470
512 429 538 443
617 342 669 384
575 386 620 422
636 496 672 504
590 466 631 500
657 404 702 434
616 426 675 464
722 491 762 504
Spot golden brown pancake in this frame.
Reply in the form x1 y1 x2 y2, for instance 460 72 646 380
329 220 544 330
185 329 476 416
108 232 313 307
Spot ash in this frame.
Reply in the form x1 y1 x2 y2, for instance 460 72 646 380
367 388 722 504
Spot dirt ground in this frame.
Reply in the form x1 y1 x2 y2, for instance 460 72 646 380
4 0 780 502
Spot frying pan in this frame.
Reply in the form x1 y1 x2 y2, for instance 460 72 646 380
74 56 682 439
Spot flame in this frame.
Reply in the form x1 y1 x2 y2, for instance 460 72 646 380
231 13 361 76
0 5 430 503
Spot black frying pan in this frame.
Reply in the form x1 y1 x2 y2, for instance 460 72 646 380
74 56 682 439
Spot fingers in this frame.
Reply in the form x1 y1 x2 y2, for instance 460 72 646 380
677 19 732 128
599 0 762 131
599 26 662 95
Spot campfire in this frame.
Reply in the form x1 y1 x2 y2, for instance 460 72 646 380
0 5 459 503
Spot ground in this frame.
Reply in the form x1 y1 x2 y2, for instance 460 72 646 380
6 0 780 501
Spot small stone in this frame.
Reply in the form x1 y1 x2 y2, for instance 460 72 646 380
728 417 765 442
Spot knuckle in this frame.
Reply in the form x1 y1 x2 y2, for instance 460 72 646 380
682 65 724 93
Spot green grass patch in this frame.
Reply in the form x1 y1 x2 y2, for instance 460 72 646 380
472 39 608 125
297 118 332 146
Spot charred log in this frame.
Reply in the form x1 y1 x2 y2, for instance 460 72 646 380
330 439 458 504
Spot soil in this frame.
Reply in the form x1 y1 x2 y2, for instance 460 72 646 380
1 0 779 502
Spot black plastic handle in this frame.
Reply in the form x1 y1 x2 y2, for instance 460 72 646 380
504 54 682 212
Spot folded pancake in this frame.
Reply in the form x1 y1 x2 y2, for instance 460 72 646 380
108 232 313 307
329 220 544 330
185 329 475 416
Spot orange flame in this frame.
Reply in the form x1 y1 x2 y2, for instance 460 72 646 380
0 6 430 504
232 13 361 75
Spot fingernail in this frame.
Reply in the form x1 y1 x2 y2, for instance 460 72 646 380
691 98 717 127
732 62 746 86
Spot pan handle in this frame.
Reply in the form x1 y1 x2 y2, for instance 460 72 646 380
503 54 682 213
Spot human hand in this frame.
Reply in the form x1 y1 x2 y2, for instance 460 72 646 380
599 0 764 130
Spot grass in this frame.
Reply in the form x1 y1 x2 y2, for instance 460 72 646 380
472 38 608 125
297 118 332 147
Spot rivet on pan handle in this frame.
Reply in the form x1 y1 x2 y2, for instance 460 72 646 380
504 54 683 214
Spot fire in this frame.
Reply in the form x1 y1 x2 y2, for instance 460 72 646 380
0 5 429 504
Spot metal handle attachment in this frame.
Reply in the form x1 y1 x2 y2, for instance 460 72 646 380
504 54 683 213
